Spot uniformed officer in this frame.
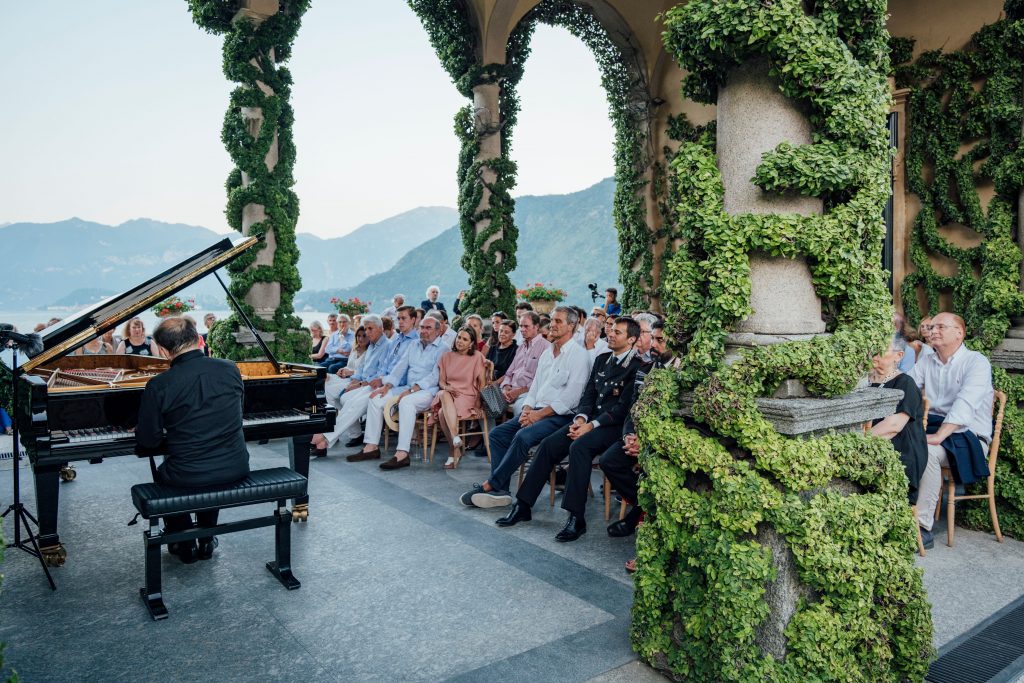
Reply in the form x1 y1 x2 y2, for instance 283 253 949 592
496 316 649 542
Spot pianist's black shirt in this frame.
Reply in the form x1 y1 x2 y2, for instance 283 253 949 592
137 349 249 487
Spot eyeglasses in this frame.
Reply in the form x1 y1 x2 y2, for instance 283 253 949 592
929 324 956 331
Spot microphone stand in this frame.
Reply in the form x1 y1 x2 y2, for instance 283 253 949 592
1 342 56 590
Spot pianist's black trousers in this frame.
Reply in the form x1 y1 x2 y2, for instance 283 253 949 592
515 425 621 517
599 441 639 508
154 464 219 536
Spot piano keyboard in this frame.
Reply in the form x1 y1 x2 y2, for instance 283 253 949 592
67 427 134 443
54 410 313 447
243 409 311 426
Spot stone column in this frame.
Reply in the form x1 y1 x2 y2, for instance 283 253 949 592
717 59 827 384
992 86 1024 368
472 81 504 298
235 1 281 323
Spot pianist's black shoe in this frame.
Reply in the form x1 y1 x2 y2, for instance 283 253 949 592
168 540 198 564
197 537 219 561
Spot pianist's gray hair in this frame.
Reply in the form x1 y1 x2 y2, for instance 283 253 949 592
153 316 200 356
361 314 382 330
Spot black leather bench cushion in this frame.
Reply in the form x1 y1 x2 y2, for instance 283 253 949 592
131 467 307 518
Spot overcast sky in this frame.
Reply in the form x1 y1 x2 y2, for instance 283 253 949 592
1 2 615 238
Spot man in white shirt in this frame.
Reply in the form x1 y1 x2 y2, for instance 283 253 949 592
428 310 457 348
909 312 993 548
461 306 591 508
382 294 404 323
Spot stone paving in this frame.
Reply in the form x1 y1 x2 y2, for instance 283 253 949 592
0 433 1021 682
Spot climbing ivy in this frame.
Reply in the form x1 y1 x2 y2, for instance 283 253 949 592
409 0 656 314
636 0 932 679
893 7 1024 538
188 0 310 362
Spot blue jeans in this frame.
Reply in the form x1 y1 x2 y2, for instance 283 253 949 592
325 358 349 374
486 414 571 492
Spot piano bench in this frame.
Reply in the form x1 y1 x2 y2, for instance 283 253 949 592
130 467 308 621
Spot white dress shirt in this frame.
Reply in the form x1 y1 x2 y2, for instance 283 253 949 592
440 327 457 349
523 338 591 416
909 343 993 441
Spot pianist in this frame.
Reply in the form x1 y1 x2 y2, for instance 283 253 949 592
136 316 250 564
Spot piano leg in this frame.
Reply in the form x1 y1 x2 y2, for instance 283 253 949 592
288 436 310 522
34 463 67 567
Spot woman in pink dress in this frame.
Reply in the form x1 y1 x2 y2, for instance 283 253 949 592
432 326 486 469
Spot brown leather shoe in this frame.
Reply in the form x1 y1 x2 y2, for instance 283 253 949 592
347 448 380 462
379 455 410 470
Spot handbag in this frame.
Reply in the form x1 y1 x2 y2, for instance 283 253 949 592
480 383 509 419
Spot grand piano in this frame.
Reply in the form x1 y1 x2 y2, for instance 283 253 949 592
4 236 335 567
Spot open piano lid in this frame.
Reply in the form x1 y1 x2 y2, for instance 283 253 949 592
16 236 260 373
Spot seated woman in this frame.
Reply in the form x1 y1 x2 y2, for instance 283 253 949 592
115 317 159 356
869 335 928 507
308 320 328 363
77 336 113 355
431 326 486 469
486 320 517 384
343 326 369 376
464 314 488 354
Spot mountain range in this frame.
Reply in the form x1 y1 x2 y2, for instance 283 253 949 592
1 178 620 313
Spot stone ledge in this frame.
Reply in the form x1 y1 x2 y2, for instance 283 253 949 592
992 337 1024 371
232 329 276 345
677 387 904 436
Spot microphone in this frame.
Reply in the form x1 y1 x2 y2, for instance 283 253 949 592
0 324 44 358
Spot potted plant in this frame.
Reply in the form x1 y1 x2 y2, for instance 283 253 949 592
330 296 371 318
151 295 195 318
517 282 566 315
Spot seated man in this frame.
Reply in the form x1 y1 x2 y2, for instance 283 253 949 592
429 309 457 348
324 314 355 375
600 318 675 539
460 306 591 508
135 317 249 564
312 308 418 456
497 317 648 542
499 311 550 417
357 316 445 470
909 312 993 549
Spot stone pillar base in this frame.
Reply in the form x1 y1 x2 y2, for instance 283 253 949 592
992 335 1024 371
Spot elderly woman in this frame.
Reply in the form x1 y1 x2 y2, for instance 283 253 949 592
421 285 446 313
486 320 518 385
115 317 159 356
868 335 928 507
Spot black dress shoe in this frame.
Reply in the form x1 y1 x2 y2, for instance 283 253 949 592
345 434 365 448
168 541 198 564
310 446 327 458
607 507 643 538
197 537 219 560
555 514 587 542
496 502 532 527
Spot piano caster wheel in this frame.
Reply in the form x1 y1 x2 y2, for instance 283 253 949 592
41 544 67 567
60 466 77 482
291 504 309 523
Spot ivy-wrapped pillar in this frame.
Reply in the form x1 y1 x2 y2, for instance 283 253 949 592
632 1 934 680
189 0 310 362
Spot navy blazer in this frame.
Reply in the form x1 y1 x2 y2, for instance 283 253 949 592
926 414 990 485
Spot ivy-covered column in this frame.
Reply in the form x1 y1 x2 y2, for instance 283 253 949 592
188 0 310 362
631 1 933 680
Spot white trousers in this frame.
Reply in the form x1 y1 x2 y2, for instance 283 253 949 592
916 444 949 532
364 390 434 452
324 385 373 448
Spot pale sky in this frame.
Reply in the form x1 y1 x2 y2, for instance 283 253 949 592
1 2 614 238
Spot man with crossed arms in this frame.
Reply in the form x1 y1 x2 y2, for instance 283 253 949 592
460 306 591 508
311 307 418 457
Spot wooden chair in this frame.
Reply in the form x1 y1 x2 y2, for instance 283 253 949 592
603 473 628 523
514 449 593 506
934 390 1006 547
428 361 494 467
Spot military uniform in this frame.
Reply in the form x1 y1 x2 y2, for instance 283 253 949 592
514 350 649 516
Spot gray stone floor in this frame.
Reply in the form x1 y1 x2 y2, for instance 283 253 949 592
0 433 1021 682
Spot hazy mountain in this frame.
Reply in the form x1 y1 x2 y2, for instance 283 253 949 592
1 208 457 309
296 178 621 312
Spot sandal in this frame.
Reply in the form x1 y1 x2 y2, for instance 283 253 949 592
443 457 456 470
625 559 637 574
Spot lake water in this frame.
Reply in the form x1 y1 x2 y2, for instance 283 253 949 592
1 310 338 336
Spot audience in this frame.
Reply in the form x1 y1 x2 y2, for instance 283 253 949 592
359 316 446 470
116 317 159 356
317 314 340 368
77 335 113 355
496 317 648 542
462 306 591 509
421 285 445 313
893 312 917 371
202 313 217 356
429 309 456 348
345 326 370 376
909 312 994 549
499 312 551 417
488 311 508 348
464 314 488 353
324 314 355 374
487 320 518 383
382 294 405 322
432 325 488 469
309 321 328 362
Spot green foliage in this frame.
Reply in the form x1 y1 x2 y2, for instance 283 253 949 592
409 0 656 314
893 13 1024 540
637 0 933 679
189 0 310 363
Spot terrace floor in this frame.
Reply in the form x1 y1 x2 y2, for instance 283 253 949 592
0 433 1021 682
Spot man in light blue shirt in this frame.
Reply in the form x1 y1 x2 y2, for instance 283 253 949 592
313 308 417 455
324 314 355 374
359 316 445 470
